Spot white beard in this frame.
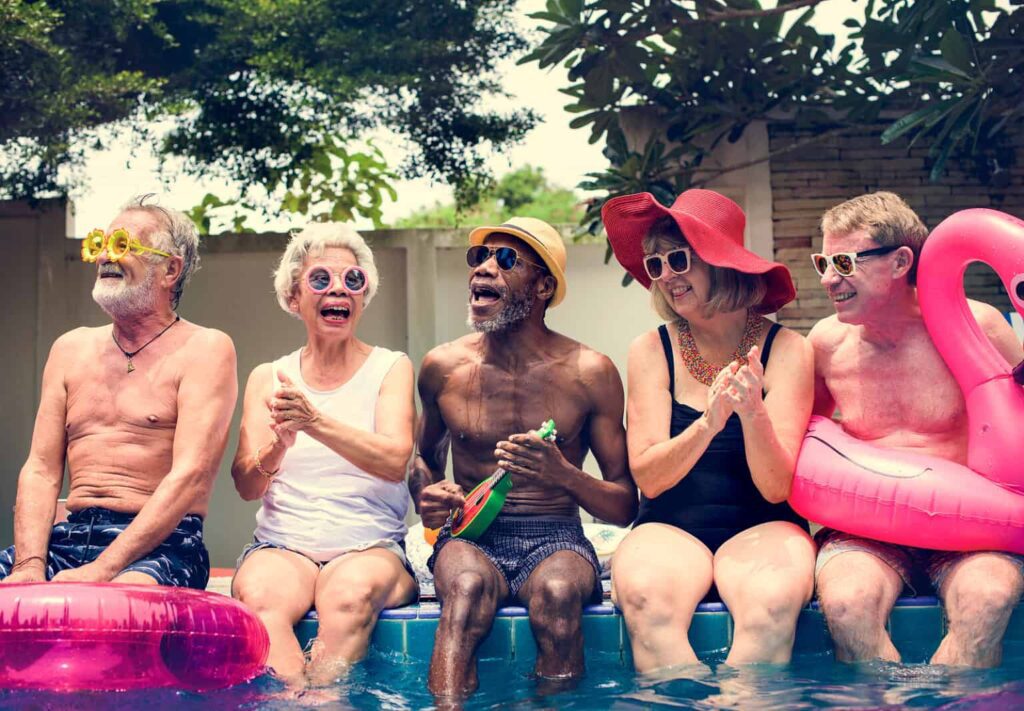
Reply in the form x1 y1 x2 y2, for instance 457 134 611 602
92 264 160 320
467 291 535 334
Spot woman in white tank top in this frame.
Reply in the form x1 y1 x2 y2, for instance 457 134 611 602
230 223 417 688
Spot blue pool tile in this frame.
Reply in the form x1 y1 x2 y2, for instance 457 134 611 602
511 617 537 667
477 617 514 660
405 619 438 663
793 609 832 656
1006 606 1024 644
370 620 407 658
688 611 731 655
379 607 418 620
294 619 318 651
889 605 943 663
583 614 623 657
496 606 528 617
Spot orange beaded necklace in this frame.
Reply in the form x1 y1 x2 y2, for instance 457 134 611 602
676 310 763 386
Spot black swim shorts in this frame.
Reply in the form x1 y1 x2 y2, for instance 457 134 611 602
0 507 210 589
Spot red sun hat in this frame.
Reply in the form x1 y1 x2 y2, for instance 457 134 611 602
602 189 796 314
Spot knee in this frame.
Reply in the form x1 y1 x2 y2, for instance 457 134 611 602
614 569 680 625
235 580 288 618
531 579 584 641
820 582 889 635
947 575 1023 627
440 571 494 631
320 582 377 629
732 581 805 637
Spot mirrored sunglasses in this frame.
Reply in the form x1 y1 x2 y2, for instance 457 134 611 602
811 246 899 277
304 264 368 295
643 247 691 281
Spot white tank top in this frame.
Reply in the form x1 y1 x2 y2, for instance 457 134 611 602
253 346 410 562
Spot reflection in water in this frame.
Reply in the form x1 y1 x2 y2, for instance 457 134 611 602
0 647 1022 710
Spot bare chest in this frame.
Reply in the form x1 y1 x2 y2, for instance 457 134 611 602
824 336 966 439
437 361 589 454
65 350 180 439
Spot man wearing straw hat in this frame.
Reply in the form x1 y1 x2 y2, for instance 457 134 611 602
410 217 636 698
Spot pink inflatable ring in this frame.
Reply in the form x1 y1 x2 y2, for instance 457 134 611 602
0 583 269 691
791 208 1024 552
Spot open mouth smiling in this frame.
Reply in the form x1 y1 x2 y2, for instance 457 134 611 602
470 283 503 306
320 304 351 322
99 264 124 279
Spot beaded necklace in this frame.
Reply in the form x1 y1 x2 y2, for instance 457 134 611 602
676 310 764 387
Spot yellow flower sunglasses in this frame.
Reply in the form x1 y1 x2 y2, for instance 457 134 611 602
80 228 172 263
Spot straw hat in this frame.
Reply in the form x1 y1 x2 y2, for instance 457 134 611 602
468 217 568 308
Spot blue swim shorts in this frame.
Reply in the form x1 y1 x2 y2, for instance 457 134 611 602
0 507 210 589
815 528 1024 597
428 515 602 602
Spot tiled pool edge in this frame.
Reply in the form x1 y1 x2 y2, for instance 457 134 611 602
293 600 1024 663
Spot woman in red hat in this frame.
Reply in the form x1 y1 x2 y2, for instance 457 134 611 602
604 189 816 671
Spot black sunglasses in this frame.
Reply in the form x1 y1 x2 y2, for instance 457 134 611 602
466 245 544 272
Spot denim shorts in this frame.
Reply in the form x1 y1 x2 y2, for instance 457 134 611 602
0 507 210 589
815 528 1024 597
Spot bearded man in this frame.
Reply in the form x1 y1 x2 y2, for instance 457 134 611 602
410 217 636 698
0 196 236 588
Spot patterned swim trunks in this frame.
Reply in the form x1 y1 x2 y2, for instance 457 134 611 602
428 515 602 601
0 507 210 589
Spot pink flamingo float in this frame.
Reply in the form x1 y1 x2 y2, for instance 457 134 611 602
790 208 1024 554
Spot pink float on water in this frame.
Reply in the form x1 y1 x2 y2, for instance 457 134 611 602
791 208 1024 552
0 583 269 691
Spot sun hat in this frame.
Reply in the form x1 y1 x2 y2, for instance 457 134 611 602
602 189 796 313
468 217 568 308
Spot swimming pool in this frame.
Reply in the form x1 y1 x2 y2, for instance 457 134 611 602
1 600 1021 709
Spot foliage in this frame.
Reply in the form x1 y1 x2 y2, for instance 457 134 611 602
523 0 1023 233
1 0 534 218
392 165 581 228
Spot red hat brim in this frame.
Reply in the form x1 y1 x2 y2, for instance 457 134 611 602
601 192 796 313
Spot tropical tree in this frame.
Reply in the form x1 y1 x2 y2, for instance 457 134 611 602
523 0 1022 233
1 0 533 225
392 164 582 228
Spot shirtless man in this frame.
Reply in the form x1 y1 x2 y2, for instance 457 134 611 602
410 217 636 698
0 196 236 588
810 192 1024 667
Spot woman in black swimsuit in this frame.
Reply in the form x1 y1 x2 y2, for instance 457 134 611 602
603 189 816 671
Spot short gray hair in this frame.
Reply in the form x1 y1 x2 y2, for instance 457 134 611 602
120 194 200 309
273 222 379 315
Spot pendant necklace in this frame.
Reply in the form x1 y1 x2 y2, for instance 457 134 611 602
677 310 763 387
112 315 181 373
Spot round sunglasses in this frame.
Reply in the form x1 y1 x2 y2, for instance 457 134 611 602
811 246 899 277
643 247 691 281
303 264 368 295
466 245 544 272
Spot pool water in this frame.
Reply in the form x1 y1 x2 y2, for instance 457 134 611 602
1 643 1022 709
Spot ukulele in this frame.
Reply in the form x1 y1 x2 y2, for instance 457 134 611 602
449 419 557 541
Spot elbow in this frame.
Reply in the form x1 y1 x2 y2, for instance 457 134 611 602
379 445 414 483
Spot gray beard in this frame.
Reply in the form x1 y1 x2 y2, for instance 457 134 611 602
92 266 160 320
468 291 535 334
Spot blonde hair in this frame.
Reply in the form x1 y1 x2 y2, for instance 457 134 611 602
644 218 766 321
820 191 928 285
273 222 379 315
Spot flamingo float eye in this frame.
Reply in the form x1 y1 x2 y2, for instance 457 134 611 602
1016 280 1024 301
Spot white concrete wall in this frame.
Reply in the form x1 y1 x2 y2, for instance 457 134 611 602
0 204 661 567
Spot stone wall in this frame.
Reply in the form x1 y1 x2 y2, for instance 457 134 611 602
768 124 1024 332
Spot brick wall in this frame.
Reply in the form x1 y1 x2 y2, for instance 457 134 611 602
768 124 1024 333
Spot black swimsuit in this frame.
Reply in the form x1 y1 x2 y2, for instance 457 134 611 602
634 323 808 552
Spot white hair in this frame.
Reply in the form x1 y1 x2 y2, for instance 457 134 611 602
273 222 379 315
120 194 200 309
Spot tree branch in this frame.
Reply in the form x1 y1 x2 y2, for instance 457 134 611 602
700 0 830 24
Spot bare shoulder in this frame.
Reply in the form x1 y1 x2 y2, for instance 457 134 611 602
180 323 235 366
768 324 811 358
628 327 664 362
420 335 478 394
807 314 845 352
50 326 100 355
246 361 274 390
967 298 1009 328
